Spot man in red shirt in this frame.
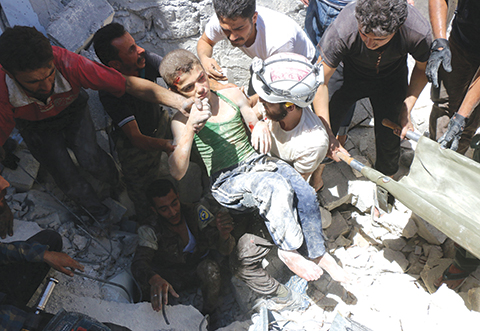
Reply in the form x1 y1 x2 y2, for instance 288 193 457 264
0 26 197 234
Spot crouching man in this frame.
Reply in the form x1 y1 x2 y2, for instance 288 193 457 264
160 49 349 310
251 52 329 191
131 179 235 316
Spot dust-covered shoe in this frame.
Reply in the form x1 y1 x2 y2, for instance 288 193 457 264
254 286 310 313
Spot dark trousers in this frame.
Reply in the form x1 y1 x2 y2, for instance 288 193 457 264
329 65 408 176
0 230 62 308
230 233 280 296
16 90 118 217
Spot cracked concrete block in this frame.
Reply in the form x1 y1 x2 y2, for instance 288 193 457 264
0 220 42 243
2 148 40 192
324 194 353 211
320 206 332 229
383 235 407 251
73 234 88 251
348 181 375 213
324 211 349 240
411 214 447 245
47 0 114 53
35 212 61 228
382 248 409 272
402 218 418 238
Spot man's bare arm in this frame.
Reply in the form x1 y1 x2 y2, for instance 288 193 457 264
429 0 449 39
168 102 211 180
197 32 226 80
124 75 196 117
399 61 428 139
458 69 480 118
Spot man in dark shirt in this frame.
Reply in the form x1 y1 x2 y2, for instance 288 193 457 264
426 0 480 290
93 23 175 223
130 179 235 316
312 0 432 176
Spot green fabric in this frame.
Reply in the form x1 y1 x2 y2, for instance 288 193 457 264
361 136 480 259
194 92 254 175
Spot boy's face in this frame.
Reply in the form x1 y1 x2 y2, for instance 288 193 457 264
174 65 210 100
218 13 258 48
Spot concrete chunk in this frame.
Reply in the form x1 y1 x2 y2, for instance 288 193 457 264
411 214 447 245
2 148 40 192
324 211 349 240
47 0 114 53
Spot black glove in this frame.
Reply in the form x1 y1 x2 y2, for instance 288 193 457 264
438 113 466 151
426 38 452 89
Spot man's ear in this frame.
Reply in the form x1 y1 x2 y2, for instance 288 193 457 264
108 60 122 72
252 12 258 25
285 102 295 111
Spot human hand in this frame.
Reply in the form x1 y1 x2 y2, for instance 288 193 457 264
188 98 212 133
438 113 466 151
202 58 227 81
326 134 349 162
179 97 205 117
426 38 452 89
398 109 414 140
251 121 271 154
0 189 13 239
300 0 309 6
43 251 84 277
149 274 179 312
215 210 234 240
159 139 175 154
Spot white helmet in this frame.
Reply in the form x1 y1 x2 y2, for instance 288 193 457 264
251 52 324 108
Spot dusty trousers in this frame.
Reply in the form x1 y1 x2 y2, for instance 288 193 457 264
15 90 118 218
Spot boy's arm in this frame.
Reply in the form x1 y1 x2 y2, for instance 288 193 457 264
168 102 212 180
237 90 271 154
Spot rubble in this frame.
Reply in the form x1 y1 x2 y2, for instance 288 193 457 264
1 0 480 330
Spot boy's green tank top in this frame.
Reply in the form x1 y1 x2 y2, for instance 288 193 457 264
194 91 255 176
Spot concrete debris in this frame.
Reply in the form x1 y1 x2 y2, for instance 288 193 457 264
47 0 114 53
1 1 479 330
1 147 40 192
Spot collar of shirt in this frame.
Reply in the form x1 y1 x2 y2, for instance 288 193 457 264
6 69 72 108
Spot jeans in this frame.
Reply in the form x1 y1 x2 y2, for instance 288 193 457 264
16 90 118 218
211 153 325 259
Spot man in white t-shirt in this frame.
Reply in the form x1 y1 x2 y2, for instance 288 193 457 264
197 0 315 97
252 53 328 191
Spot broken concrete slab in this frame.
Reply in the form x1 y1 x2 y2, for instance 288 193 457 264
348 180 375 213
382 235 407 251
0 0 46 35
324 211 349 240
47 0 114 53
2 148 40 192
0 219 42 243
402 218 418 238
320 206 332 229
411 213 447 245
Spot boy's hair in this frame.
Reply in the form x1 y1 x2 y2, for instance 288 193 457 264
93 23 126 65
159 49 202 89
213 0 256 21
146 179 177 206
0 26 53 74
355 0 408 36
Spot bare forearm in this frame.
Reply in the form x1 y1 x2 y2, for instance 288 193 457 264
404 62 429 115
197 35 214 62
168 124 195 180
458 70 480 118
428 0 448 39
125 76 186 111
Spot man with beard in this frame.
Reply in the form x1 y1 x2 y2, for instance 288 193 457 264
252 53 329 191
197 0 315 98
0 26 200 233
93 23 191 224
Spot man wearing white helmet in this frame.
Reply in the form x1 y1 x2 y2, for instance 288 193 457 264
252 53 329 191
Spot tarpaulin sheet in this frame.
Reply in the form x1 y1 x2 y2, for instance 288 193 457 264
364 136 480 259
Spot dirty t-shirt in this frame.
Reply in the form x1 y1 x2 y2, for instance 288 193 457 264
264 106 329 177
451 0 480 56
318 3 432 79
